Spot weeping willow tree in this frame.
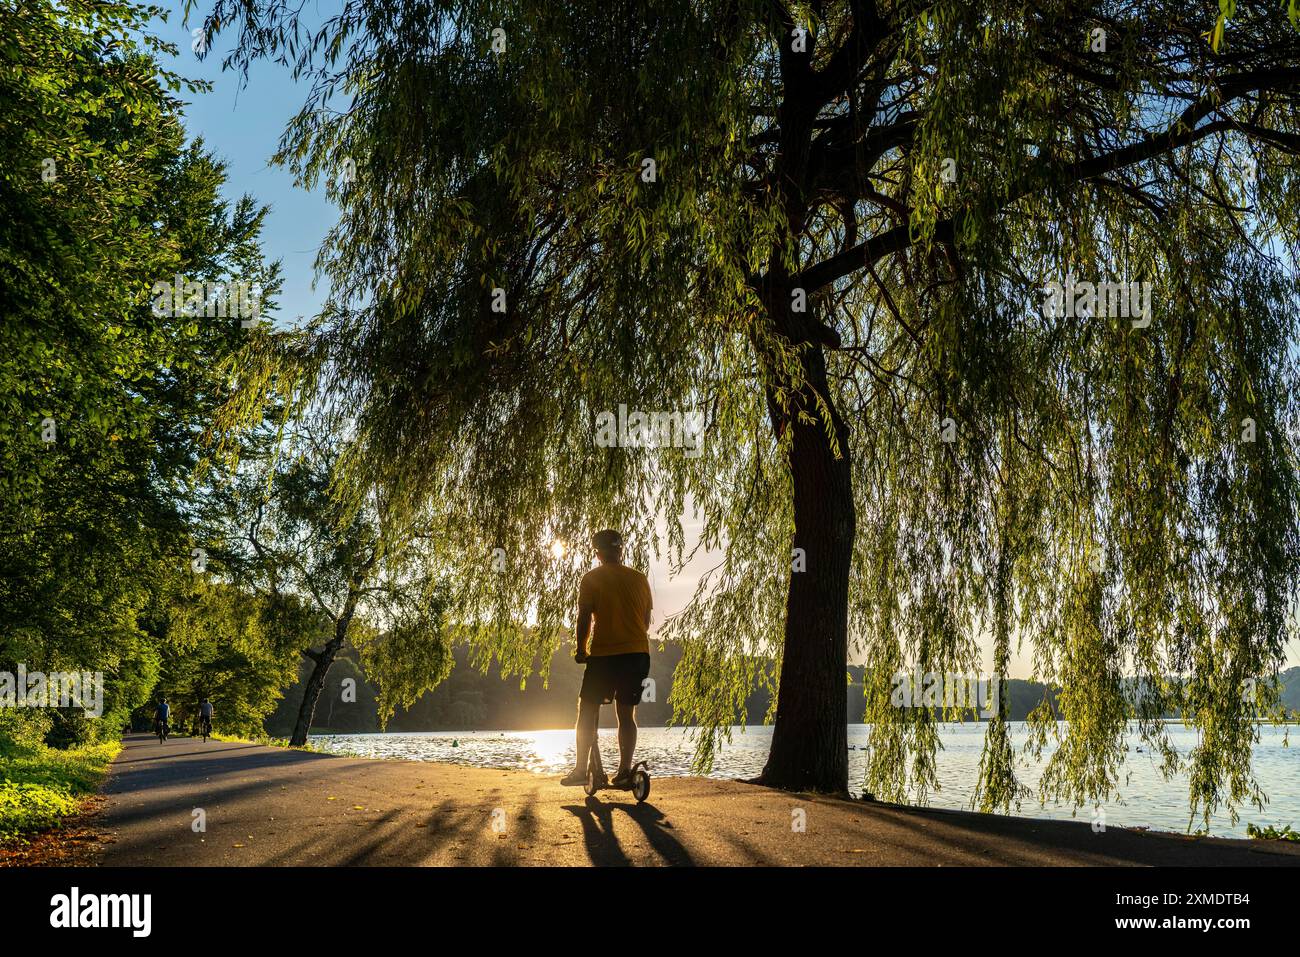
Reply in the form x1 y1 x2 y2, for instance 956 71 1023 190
199 0 1300 815
203 417 451 746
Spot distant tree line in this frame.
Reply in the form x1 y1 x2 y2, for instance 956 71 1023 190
264 641 1300 736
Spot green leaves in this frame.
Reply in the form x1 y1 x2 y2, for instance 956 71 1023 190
147 572 307 737
1 0 283 735
1208 14 1227 53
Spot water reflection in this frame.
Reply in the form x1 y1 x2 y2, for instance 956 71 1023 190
310 722 1298 837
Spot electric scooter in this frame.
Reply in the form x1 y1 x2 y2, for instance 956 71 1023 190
582 739 651 802
573 650 651 802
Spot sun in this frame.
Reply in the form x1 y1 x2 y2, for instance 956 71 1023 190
549 539 567 560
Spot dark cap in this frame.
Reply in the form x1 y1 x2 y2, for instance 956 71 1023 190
591 529 623 552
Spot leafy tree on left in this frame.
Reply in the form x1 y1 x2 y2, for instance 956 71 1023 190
139 570 321 737
0 0 286 738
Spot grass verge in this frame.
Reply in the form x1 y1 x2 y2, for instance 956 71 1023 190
210 731 323 752
1247 823 1300 842
0 738 121 844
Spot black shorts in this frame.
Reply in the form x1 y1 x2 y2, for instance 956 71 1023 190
580 652 650 706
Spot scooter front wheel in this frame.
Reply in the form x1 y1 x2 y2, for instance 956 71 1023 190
583 750 602 796
631 767 651 802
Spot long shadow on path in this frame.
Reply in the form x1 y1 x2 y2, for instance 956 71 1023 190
562 799 693 865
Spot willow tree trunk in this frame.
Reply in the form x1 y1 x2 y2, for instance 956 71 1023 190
749 50 857 792
289 613 351 747
757 344 855 794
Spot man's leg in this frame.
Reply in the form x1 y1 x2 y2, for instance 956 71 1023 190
573 697 601 775
615 701 637 777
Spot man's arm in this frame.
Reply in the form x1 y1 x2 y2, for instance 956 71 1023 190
575 607 593 662
575 575 594 662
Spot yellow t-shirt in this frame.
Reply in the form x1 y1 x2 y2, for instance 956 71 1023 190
578 562 652 656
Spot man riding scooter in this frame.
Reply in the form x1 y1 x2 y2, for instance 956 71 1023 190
560 529 652 790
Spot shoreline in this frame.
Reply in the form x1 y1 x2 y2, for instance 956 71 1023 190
299 725 1300 842
301 719 1300 733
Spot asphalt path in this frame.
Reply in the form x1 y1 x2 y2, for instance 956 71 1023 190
92 733 1300 866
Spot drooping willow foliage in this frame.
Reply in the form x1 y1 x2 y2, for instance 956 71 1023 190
201 0 1300 820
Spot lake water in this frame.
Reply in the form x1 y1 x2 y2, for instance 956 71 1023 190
309 722 1300 838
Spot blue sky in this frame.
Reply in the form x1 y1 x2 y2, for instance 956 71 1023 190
158 1 334 326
